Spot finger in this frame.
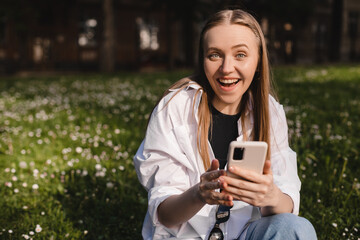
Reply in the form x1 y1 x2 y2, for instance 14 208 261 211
222 188 262 207
220 176 258 192
208 159 220 171
263 160 272 175
221 183 257 200
201 169 226 183
227 166 260 183
213 192 234 206
202 160 225 182
218 199 234 207
200 180 221 191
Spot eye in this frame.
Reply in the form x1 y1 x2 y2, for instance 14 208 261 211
208 53 221 60
236 53 246 59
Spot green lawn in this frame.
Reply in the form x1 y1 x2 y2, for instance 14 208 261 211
0 66 359 239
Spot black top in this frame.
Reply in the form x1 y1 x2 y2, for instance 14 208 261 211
209 104 241 169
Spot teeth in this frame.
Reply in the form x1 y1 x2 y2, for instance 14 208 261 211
219 78 238 84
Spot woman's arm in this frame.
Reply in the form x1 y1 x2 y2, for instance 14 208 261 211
157 160 233 228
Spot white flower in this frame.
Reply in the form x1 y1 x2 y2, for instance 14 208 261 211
75 147 83 153
314 134 322 140
22 182 28 187
19 161 28 168
8 229 13 234
14 188 19 193
95 164 102 171
23 206 28 210
29 231 34 235
106 182 114 189
33 169 39 177
12 176 18 181
32 184 39 190
332 222 338 228
84 230 88 235
22 234 30 239
41 211 45 216
114 129 121 134
5 182 12 188
35 224 42 233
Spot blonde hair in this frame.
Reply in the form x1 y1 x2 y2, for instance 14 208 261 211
158 9 274 170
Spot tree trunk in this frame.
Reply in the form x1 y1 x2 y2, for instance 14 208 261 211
101 0 115 72
183 13 194 68
329 0 343 62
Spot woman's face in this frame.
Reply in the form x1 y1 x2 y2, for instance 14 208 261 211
203 23 259 115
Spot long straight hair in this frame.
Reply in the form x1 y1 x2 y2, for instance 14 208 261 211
156 9 273 170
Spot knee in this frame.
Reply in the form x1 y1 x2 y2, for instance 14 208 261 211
247 213 317 240
276 213 317 239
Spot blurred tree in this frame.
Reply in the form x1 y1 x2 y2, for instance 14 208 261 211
151 0 209 68
149 0 317 66
244 0 314 27
329 0 343 61
243 0 314 63
0 0 34 72
101 0 115 72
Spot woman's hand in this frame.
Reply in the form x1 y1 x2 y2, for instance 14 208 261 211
219 160 281 208
197 159 233 207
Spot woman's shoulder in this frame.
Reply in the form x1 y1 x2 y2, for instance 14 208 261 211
269 95 284 113
159 78 201 108
151 77 202 124
268 94 287 124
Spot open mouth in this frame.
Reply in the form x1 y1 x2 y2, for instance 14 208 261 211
217 78 240 87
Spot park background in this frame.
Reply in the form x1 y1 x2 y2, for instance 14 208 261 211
0 0 359 239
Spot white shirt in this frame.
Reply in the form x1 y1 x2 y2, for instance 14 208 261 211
134 82 301 239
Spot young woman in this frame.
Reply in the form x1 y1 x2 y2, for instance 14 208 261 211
134 9 317 240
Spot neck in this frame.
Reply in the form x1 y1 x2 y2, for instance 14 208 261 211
211 99 240 115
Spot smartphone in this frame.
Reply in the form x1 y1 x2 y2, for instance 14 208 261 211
226 141 268 178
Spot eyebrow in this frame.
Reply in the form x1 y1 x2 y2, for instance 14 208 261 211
205 44 249 52
231 44 249 49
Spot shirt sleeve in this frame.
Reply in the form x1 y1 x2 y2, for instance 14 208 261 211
133 92 194 229
269 98 301 215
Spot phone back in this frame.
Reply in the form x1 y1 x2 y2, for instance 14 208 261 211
227 141 268 177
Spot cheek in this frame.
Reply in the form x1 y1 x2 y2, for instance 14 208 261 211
242 61 258 77
203 62 213 80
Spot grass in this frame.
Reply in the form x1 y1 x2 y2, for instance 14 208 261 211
0 66 359 239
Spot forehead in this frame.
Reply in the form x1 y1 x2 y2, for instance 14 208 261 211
203 24 259 50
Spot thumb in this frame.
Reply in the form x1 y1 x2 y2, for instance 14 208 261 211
208 159 220 171
263 160 272 175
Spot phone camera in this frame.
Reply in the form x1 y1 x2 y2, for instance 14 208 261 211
233 147 244 160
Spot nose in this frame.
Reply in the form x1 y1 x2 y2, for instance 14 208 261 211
220 57 235 74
